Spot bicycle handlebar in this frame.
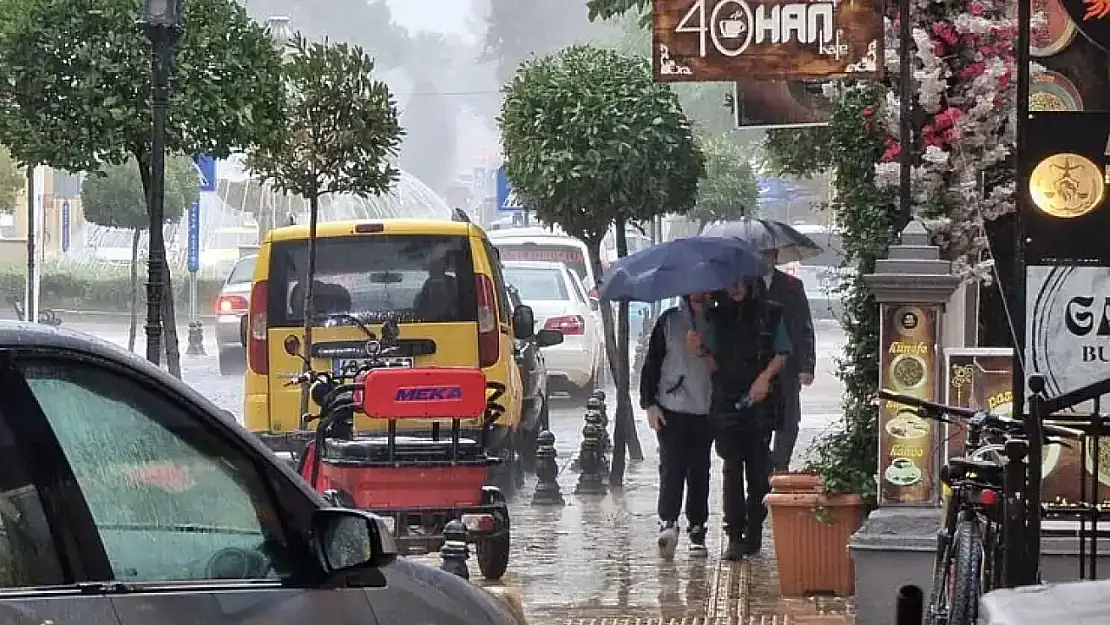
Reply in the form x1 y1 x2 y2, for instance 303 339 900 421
878 389 1083 441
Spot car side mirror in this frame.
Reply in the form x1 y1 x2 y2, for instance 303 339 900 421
311 507 397 574
588 298 600 312
536 328 563 348
512 304 535 340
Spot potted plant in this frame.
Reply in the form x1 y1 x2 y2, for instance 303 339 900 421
765 413 876 597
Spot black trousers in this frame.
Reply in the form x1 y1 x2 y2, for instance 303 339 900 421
656 409 712 528
771 378 802 472
714 425 772 539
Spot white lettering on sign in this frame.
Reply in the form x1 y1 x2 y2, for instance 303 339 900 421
674 0 835 58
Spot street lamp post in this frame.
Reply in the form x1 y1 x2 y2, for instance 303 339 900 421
139 0 183 366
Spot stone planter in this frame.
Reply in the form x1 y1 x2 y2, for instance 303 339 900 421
765 472 868 597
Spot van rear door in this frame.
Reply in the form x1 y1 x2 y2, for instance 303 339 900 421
264 232 479 432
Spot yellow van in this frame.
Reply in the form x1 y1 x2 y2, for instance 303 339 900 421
243 218 536 477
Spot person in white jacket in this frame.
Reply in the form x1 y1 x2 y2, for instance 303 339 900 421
639 292 715 559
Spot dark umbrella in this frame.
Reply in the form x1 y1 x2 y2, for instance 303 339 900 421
702 218 823 264
598 236 766 302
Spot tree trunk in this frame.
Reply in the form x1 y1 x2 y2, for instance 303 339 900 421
127 229 141 352
585 237 628 487
299 191 321 415
613 221 643 463
161 264 182 379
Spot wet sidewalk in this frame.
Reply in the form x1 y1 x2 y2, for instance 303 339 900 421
416 397 854 624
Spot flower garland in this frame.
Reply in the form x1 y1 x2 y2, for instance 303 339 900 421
869 0 1018 280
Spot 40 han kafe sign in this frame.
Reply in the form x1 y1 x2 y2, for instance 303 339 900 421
1026 265 1110 410
653 0 883 81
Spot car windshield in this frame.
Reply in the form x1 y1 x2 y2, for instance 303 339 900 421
496 242 589 285
504 267 569 301
267 234 477 325
226 257 257 284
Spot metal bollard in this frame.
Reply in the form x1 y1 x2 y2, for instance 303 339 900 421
439 519 470 580
587 394 610 455
584 405 610 478
576 420 607 495
532 430 565 505
186 320 206 356
895 584 923 625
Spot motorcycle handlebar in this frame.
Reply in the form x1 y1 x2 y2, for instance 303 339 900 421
878 389 1083 441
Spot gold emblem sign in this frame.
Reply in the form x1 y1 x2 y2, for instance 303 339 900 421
1029 152 1105 218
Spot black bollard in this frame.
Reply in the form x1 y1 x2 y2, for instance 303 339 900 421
439 519 470 580
186 320 206 356
576 420 607 495
895 584 923 625
584 406 610 478
587 395 610 455
532 430 565 505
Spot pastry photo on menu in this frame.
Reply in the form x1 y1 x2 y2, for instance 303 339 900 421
890 353 929 390
884 457 923 486
885 408 930 439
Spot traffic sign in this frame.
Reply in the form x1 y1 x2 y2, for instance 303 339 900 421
187 200 200 273
495 165 524 213
193 154 216 192
61 201 70 253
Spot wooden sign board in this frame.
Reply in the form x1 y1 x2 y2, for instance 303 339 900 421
653 0 884 81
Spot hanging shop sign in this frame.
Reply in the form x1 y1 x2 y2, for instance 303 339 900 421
1030 71 1084 111
1033 0 1078 56
652 0 884 82
1021 111 1110 263
732 80 833 128
878 304 942 505
1061 0 1110 52
1025 265 1110 414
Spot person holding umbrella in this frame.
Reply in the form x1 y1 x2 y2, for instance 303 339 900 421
698 279 792 559
702 219 820 472
639 290 715 559
599 236 770 561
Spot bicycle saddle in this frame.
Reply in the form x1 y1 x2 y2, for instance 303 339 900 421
949 456 1003 480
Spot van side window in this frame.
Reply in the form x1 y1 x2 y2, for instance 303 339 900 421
481 239 511 324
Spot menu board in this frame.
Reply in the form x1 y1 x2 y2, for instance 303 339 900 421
945 348 1107 506
878 304 942 505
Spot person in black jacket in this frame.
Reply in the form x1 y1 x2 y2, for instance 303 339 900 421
698 281 791 560
639 292 715 559
760 254 817 472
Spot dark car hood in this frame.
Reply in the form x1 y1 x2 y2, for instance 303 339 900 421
368 558 521 625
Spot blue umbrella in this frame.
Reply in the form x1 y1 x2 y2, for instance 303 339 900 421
598 236 766 302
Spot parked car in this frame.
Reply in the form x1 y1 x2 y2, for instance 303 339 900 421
488 228 597 295
502 259 602 397
215 254 257 376
0 322 525 624
504 284 560 466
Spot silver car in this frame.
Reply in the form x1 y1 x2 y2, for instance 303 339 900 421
0 323 524 625
215 255 257 375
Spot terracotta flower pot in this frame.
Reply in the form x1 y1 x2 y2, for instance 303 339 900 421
765 473 867 597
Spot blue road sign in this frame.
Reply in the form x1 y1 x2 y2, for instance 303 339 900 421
193 154 216 192
61 201 70 252
187 200 200 273
495 165 524 213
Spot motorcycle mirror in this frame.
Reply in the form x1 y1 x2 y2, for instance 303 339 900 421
283 334 311 366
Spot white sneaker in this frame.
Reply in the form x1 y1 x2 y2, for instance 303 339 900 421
658 523 679 559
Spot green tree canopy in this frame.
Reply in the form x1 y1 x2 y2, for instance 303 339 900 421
499 44 703 247
247 34 403 203
688 133 759 227
0 147 21 212
82 155 198 231
0 0 284 173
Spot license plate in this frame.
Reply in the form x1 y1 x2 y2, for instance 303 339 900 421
332 357 413 374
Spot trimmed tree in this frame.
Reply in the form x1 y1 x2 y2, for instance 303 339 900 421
499 44 703 487
246 33 403 412
689 133 759 228
0 0 284 378
0 146 21 212
82 155 198 352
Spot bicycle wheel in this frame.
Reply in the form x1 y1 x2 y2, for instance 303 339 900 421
949 516 984 625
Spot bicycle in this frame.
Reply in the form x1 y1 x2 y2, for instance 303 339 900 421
878 390 1082 625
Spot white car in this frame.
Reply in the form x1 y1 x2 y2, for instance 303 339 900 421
502 259 602 395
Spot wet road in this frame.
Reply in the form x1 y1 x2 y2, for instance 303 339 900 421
72 319 853 623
